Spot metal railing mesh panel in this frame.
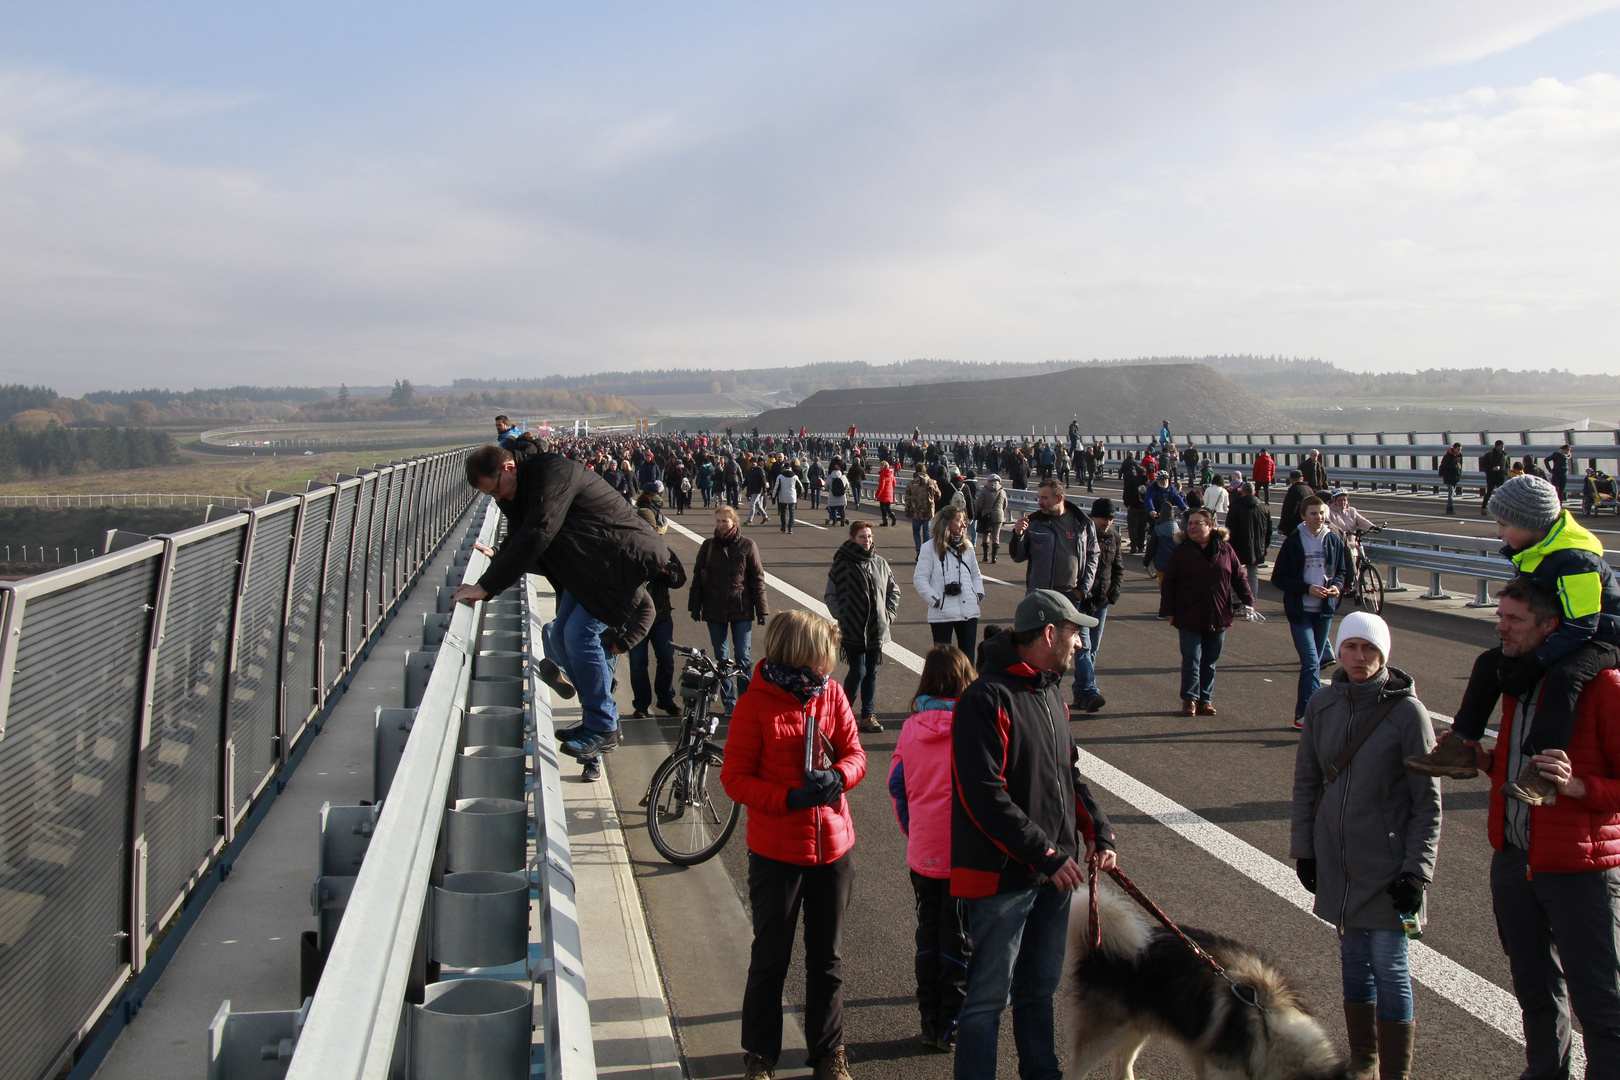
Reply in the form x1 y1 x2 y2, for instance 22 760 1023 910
284 491 335 733
322 482 359 690
0 557 159 1080
144 526 243 933
347 475 377 660
228 506 297 819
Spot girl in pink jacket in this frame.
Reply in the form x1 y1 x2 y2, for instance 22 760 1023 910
887 644 976 1052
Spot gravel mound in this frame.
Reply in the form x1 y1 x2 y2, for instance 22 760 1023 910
752 363 1298 436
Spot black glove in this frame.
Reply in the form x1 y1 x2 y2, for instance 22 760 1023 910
785 769 843 809
1496 653 1547 698
1387 872 1425 915
757 614 768 626
1295 858 1317 895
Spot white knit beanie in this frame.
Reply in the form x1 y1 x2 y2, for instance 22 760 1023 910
1335 611 1392 664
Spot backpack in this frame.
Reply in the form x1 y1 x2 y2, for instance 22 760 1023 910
828 475 846 497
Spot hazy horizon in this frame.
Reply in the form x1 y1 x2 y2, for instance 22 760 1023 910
4 2 1619 395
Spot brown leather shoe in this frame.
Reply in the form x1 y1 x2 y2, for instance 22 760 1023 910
1196 702 1218 716
1502 760 1559 806
1180 699 1197 716
1404 732 1481 779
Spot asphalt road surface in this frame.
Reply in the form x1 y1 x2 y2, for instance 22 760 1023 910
595 490 1592 1080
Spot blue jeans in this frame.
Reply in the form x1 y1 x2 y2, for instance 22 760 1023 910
628 615 675 710
842 648 880 718
912 518 929 553
955 884 1072 1080
1072 606 1107 701
1177 628 1224 703
541 589 619 733
707 619 753 708
1340 929 1413 1023
1289 613 1334 719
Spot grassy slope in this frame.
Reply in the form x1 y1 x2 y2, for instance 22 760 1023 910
0 440 475 502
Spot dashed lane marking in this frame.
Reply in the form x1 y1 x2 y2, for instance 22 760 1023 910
663 517 1567 1070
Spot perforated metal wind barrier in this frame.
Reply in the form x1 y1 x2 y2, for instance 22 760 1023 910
0 448 474 1080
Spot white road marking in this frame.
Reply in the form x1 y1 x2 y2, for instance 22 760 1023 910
663 518 1565 1069
980 574 1019 588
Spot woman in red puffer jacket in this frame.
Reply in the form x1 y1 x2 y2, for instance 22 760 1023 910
722 611 867 1080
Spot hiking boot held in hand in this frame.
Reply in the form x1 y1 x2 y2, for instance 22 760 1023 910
1404 733 1480 779
1502 760 1559 806
537 658 576 700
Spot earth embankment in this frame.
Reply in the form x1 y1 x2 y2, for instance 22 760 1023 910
752 363 1298 435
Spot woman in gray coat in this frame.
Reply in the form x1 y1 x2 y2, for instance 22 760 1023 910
975 474 1009 563
824 519 901 733
1290 611 1439 1080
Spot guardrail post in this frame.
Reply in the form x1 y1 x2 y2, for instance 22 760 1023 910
1469 578 1498 608
1384 565 1407 592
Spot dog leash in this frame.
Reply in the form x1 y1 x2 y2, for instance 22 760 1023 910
1087 855 1264 1012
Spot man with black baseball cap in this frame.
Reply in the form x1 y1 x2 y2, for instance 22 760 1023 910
949 590 1113 1078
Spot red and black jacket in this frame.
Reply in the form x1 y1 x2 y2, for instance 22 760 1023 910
950 631 1115 898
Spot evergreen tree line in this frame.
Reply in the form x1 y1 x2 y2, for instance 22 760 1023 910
0 425 178 479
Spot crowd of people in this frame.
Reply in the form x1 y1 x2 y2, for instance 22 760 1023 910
454 418 1620 1080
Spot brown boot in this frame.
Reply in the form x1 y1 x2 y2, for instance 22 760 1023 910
1343 1002 1378 1080
812 1044 853 1080
1180 699 1197 716
1502 760 1559 806
743 1051 776 1079
1375 1018 1414 1080
1404 732 1480 779
1196 701 1218 716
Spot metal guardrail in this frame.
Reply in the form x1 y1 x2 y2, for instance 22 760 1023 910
0 448 473 1080
820 427 1620 490
280 505 595 1080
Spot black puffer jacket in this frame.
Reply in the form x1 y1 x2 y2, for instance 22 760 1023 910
1226 493 1273 567
688 529 768 623
950 632 1115 898
1082 522 1124 611
478 453 668 632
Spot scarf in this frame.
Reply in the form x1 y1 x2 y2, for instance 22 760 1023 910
760 659 828 704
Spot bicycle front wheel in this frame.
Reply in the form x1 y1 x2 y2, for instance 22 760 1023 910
1356 562 1384 615
646 745 741 866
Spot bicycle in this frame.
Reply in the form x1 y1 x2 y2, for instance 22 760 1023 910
638 645 744 865
1344 525 1386 615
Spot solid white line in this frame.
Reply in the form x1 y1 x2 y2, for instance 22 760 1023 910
662 519 1563 1069
980 574 1019 588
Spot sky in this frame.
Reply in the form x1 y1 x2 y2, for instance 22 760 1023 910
2 2 1619 395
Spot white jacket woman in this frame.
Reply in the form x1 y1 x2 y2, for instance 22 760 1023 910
913 507 985 654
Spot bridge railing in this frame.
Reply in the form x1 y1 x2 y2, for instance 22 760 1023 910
0 447 475 1080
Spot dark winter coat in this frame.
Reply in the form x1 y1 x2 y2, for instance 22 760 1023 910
688 529 768 624
1277 480 1316 536
950 632 1115 899
824 540 901 658
1225 493 1273 567
635 503 687 621
1083 522 1124 611
1290 667 1441 930
1438 450 1464 485
1158 532 1255 632
478 453 668 633
1008 499 1099 599
1482 447 1510 486
1301 456 1329 491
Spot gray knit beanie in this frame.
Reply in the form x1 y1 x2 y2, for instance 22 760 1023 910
1488 475 1562 532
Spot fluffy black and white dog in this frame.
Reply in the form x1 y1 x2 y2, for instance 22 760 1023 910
1062 879 1350 1080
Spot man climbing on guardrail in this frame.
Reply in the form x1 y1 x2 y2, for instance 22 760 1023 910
454 443 667 763
1406 474 1620 807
